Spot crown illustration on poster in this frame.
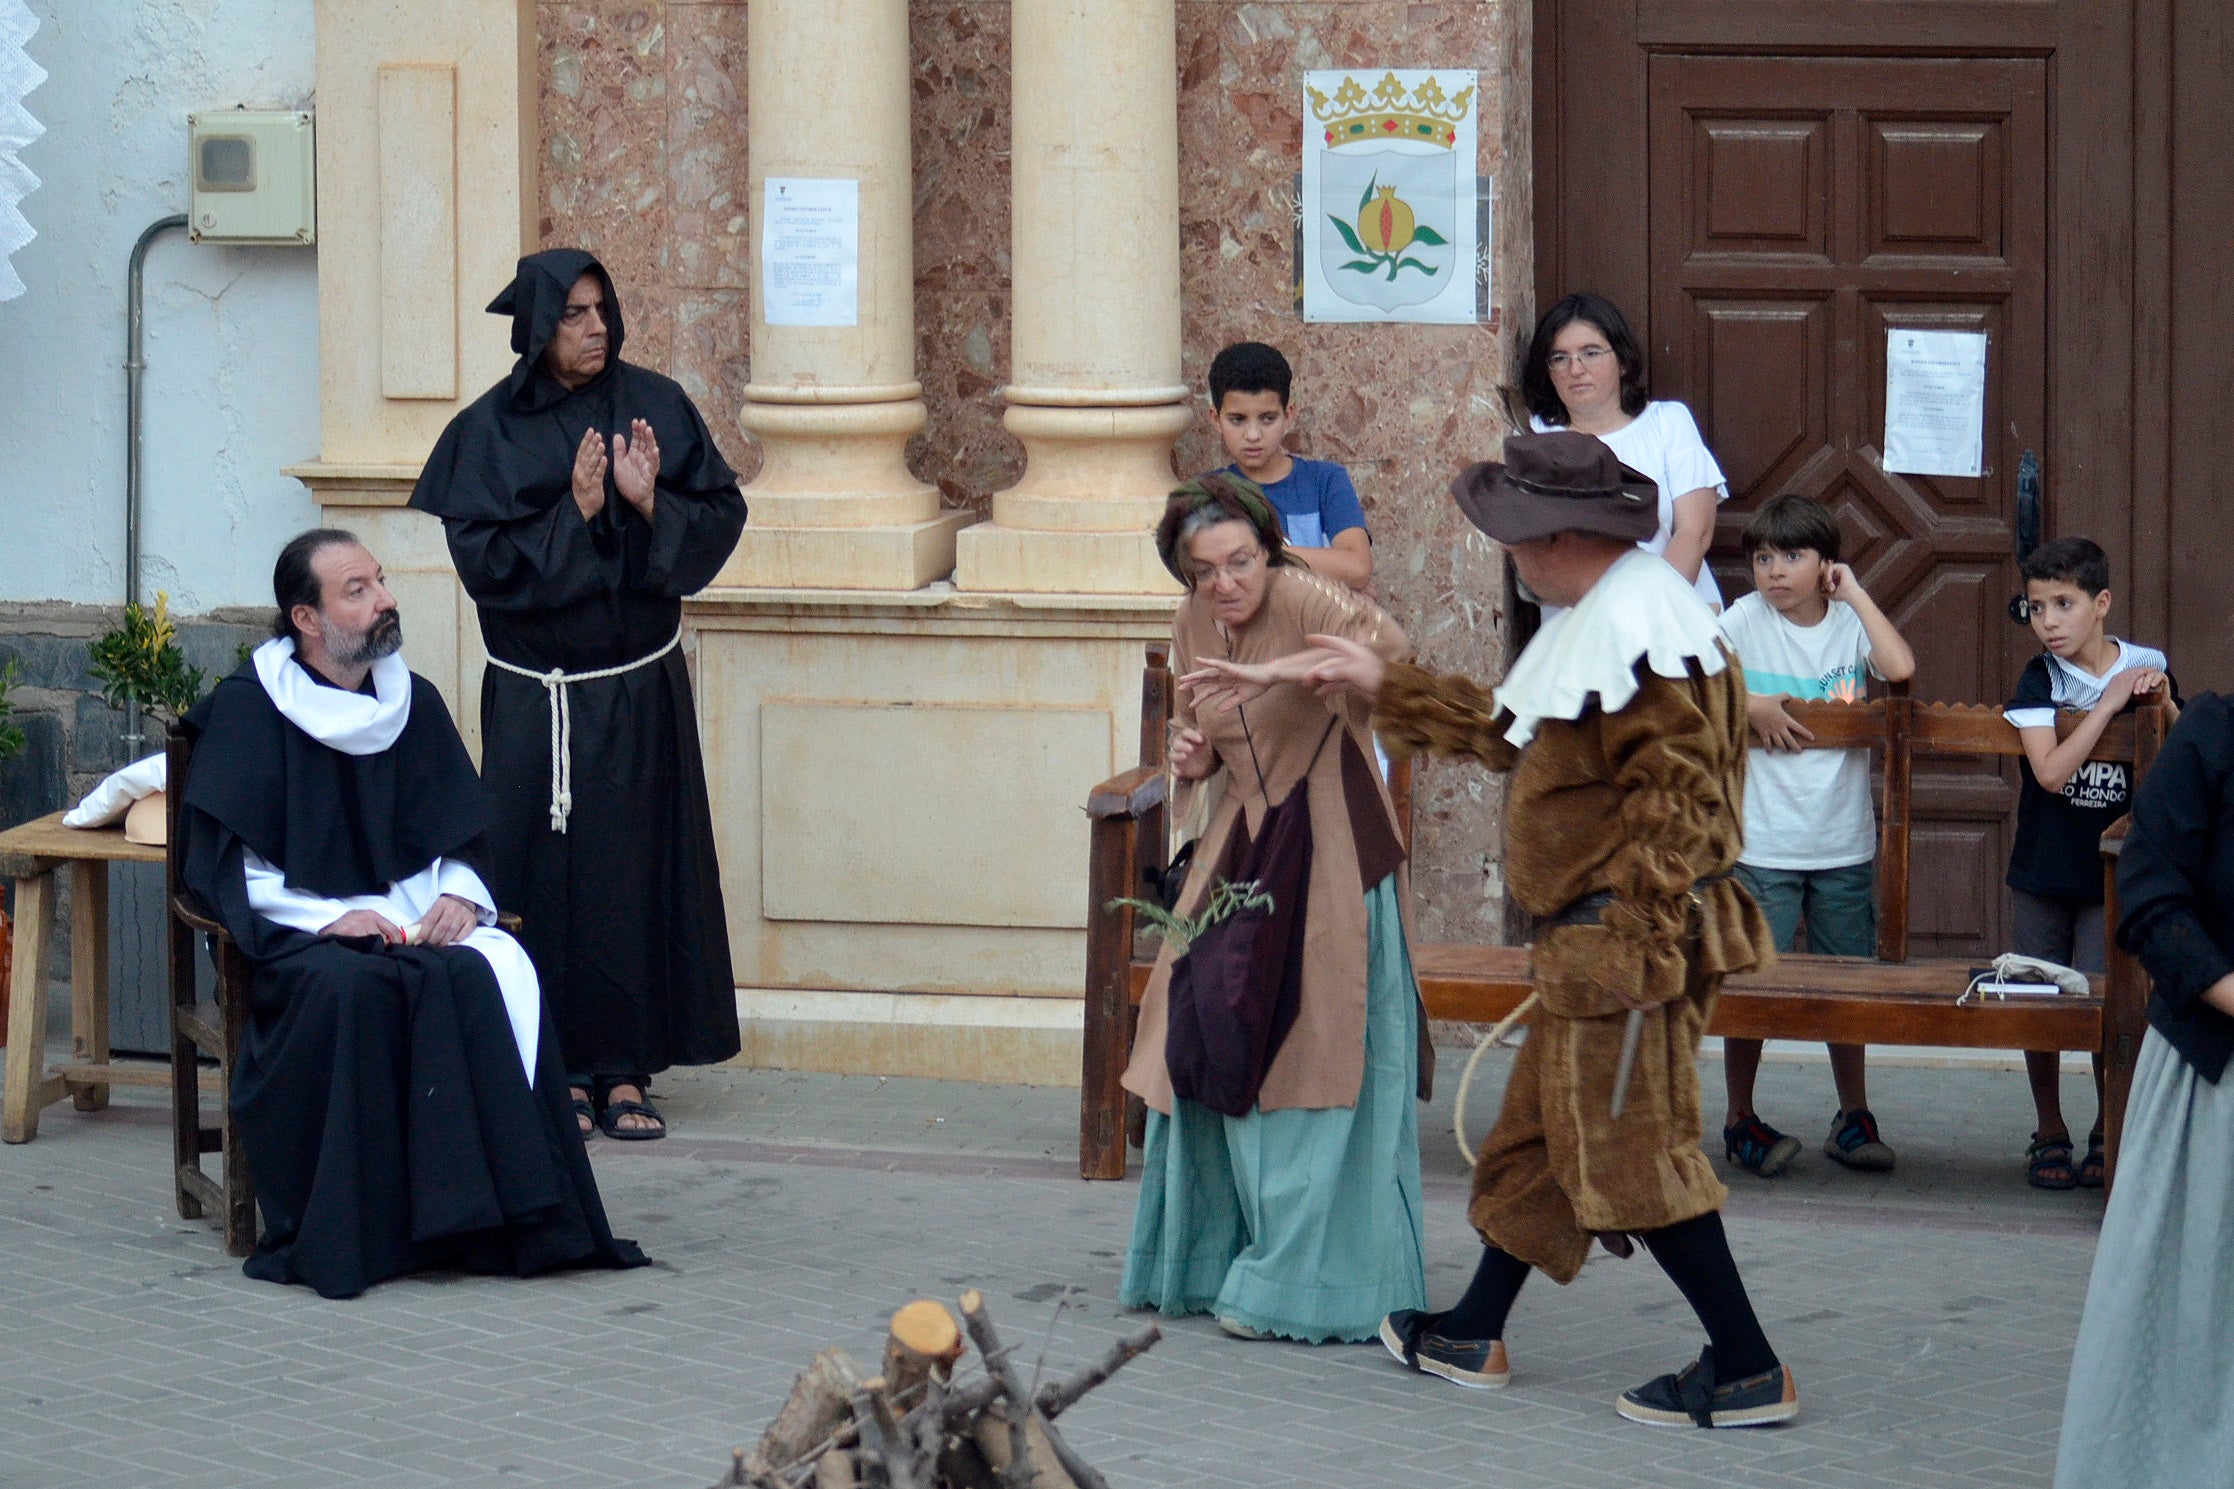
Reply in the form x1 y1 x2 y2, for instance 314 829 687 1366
1308 72 1474 148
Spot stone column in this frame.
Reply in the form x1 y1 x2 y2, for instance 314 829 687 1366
287 0 539 751
717 0 972 590
951 0 1188 595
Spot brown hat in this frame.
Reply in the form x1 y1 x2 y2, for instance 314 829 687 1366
1450 430 1659 545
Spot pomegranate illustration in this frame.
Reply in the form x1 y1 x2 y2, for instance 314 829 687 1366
1356 184 1416 255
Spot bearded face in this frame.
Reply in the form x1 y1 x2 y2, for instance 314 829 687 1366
321 605 402 667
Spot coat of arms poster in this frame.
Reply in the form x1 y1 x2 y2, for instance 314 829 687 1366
1300 69 1482 325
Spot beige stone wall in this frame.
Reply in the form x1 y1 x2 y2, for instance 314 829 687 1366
537 0 1529 942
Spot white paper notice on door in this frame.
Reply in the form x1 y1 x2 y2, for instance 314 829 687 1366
1883 328 1987 478
761 177 859 327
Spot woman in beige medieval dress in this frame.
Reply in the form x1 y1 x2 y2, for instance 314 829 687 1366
1118 473 1429 1342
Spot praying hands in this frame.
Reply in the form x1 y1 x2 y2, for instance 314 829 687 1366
569 418 662 522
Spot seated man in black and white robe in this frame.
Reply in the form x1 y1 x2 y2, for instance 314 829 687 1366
178 527 645 1298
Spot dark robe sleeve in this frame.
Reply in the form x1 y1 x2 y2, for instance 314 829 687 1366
638 393 747 596
2117 697 2234 1017
442 500 631 613
435 374 744 610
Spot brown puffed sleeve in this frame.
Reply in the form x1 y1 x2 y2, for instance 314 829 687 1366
1371 662 1520 773
1537 668 1735 1012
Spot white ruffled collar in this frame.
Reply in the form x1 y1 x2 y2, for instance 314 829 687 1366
252 637 412 756
1494 549 1728 747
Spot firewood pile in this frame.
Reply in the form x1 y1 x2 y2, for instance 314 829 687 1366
709 1290 1161 1489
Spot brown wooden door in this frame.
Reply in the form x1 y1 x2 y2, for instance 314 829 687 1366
1655 54 2045 957
1537 1 2137 959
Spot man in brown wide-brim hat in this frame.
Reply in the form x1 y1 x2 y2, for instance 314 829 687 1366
1283 429 1798 1426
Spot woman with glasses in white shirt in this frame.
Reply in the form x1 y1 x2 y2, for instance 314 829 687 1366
1523 292 1731 612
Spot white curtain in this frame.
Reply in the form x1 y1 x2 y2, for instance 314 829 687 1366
0 1 43 301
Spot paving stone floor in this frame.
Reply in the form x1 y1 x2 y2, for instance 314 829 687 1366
0 1043 2104 1488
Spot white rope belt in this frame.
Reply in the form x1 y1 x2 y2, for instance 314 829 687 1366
485 628 681 833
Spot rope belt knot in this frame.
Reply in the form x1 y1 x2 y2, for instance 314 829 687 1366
485 628 681 833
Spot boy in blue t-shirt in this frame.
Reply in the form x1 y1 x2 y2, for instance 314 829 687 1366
1204 342 1373 590
2004 537 2179 1191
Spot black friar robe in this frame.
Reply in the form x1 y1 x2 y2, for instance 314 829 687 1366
178 649 646 1299
410 248 747 1082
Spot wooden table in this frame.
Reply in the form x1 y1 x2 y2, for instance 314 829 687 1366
1 810 176 1143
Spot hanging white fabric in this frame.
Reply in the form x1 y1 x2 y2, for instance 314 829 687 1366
252 636 413 756
1491 548 1730 749
0 1 44 301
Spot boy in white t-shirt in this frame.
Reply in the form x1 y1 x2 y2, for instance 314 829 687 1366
1717 495 1917 1178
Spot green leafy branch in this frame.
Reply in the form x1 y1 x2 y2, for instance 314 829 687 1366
89 592 207 725
1329 171 1447 282
1107 877 1275 953
0 660 23 765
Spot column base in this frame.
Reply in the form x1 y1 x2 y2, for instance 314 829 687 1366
718 510 977 590
952 523 1183 596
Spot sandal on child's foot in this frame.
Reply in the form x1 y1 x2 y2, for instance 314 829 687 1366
2077 1130 2105 1189
2027 1132 2077 1190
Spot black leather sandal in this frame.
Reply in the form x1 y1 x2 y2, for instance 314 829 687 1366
597 1097 667 1141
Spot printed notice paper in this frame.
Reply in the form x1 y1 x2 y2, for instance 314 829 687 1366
1883 329 1987 478
761 178 859 327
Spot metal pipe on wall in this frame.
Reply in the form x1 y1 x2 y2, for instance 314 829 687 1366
122 213 187 749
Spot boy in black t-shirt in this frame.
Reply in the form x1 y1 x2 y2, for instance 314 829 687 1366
2003 537 2179 1190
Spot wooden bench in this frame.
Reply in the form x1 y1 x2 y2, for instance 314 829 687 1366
1079 645 2165 1188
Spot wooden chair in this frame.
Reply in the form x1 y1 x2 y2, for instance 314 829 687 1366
1081 646 2167 1186
164 724 256 1257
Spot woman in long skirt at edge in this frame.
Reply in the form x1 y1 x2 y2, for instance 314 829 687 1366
2056 692 2234 1486
1118 474 1429 1343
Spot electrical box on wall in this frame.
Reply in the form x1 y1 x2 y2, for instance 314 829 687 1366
187 110 315 244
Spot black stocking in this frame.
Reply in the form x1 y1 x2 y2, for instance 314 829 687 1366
1442 1245 1531 1341
1636 1211 1778 1380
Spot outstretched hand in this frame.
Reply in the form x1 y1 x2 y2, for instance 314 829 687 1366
1301 633 1386 699
571 428 608 521
1178 657 1284 715
612 418 660 518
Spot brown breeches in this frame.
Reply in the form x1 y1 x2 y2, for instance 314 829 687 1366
1468 957 1729 1284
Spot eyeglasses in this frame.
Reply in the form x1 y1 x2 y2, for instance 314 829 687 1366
1545 345 1614 373
1191 548 1265 588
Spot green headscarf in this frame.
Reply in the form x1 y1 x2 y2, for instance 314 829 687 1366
1154 472 1288 584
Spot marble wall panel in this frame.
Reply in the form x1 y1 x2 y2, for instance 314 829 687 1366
1170 1 1526 942
539 0 1530 940
908 2 1019 511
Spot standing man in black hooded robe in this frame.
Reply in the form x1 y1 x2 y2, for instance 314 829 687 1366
411 249 747 1141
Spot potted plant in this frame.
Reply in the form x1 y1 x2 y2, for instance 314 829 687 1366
87 593 207 845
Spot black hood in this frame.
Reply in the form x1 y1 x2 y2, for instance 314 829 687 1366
489 249 626 410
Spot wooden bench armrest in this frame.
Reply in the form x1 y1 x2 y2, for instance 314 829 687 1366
1088 765 1165 821
2100 814 2133 858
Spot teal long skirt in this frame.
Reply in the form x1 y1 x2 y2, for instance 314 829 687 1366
1119 873 1428 1342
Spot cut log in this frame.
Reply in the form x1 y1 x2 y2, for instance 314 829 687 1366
883 1299 966 1400
972 1414 1079 1489
812 1451 859 1489
748 1346 864 1477
959 1291 1107 1489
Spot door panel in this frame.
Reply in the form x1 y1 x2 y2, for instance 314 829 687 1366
1651 53 2046 958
